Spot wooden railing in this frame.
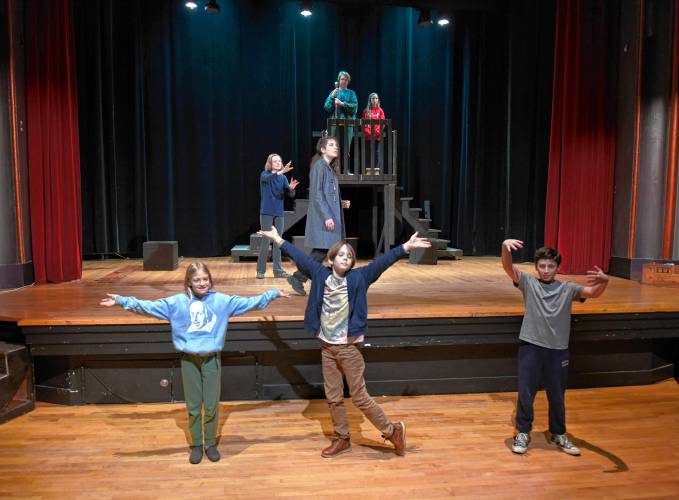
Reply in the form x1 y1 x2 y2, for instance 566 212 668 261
325 118 397 181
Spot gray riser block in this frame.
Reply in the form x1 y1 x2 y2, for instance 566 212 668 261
409 246 438 265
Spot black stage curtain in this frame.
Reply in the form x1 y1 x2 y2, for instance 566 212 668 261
74 0 554 259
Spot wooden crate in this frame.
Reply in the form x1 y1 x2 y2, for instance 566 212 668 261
642 263 679 286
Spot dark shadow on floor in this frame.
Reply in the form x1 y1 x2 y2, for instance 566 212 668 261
501 431 628 473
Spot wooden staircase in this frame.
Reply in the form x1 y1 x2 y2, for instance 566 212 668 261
396 193 463 261
229 190 462 265
230 199 309 262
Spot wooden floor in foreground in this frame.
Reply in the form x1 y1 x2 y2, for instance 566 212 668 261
1 380 678 498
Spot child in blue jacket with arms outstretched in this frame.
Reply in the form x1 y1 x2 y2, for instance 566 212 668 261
258 225 431 458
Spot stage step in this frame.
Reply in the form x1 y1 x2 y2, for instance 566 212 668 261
230 198 310 260
429 238 450 250
231 245 264 262
438 246 463 259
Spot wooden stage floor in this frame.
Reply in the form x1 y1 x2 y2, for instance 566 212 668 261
1 380 678 498
1 256 679 326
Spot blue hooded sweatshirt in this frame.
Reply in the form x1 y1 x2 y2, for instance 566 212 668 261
115 289 280 355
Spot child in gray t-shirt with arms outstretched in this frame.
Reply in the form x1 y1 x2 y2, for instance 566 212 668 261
502 239 609 456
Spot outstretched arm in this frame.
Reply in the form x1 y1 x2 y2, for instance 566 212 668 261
501 239 523 283
100 293 172 320
362 233 431 284
581 266 609 298
227 289 288 317
257 226 325 278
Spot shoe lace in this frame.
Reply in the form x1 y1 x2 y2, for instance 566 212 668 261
555 435 573 448
515 432 528 445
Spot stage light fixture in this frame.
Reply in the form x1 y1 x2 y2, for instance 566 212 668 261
300 0 312 17
437 16 450 26
417 8 432 28
185 1 197 9
204 0 220 14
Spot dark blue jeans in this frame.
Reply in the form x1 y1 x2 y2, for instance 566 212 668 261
515 341 569 435
365 139 381 170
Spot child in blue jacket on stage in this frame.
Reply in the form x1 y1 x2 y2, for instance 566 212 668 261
258 225 431 458
257 153 299 279
100 261 287 464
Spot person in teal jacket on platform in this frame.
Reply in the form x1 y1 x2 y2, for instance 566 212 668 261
324 70 358 158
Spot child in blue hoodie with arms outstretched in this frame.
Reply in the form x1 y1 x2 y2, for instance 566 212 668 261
100 261 287 464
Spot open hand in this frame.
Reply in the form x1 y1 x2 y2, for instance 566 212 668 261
289 177 300 190
502 239 524 252
100 293 118 307
586 265 609 285
278 289 291 298
403 232 432 252
280 161 293 175
257 226 282 245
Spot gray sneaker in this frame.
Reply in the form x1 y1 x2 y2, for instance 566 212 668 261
551 434 581 456
511 432 530 454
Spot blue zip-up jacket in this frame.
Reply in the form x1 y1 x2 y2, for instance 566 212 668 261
280 241 406 337
115 289 280 354
260 171 295 217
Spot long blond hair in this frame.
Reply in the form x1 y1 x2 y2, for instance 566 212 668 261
184 262 214 298
264 153 281 172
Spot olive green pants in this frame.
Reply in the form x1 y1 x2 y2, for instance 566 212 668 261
180 353 221 446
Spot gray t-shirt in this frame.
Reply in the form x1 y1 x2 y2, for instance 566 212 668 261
516 272 585 350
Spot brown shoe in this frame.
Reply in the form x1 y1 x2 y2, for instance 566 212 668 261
384 421 406 456
321 438 351 458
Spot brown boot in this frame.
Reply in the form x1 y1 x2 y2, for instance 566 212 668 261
384 421 406 456
321 438 351 458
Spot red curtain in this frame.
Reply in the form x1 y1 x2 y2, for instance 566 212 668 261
544 0 616 274
26 0 82 283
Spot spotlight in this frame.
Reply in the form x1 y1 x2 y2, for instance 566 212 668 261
204 0 220 14
437 16 450 26
300 0 312 17
185 1 197 9
417 8 432 28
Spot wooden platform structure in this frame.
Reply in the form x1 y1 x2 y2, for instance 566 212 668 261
234 118 461 261
0 256 678 406
1 381 678 498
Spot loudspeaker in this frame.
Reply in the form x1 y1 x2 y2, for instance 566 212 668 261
0 342 35 423
143 241 178 271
